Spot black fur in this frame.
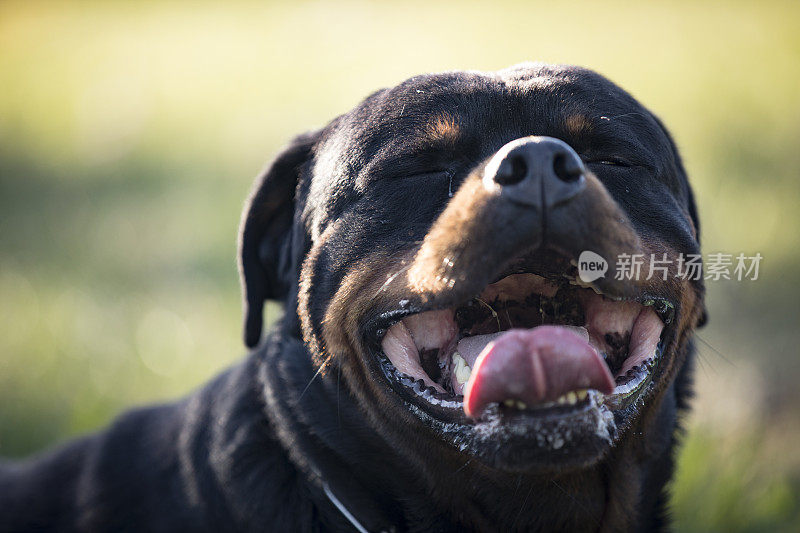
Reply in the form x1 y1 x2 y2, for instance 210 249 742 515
1 63 704 532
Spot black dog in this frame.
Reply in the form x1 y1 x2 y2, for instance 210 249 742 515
1 63 705 532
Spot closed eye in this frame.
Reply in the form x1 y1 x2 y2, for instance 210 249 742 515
588 157 633 168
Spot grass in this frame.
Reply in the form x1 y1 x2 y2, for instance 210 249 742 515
1 1 799 529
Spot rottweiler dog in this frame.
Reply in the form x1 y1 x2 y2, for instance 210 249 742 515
1 63 705 532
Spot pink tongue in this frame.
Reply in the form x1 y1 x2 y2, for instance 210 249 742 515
463 326 615 418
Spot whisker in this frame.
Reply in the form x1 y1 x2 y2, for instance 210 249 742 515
299 358 329 400
550 479 601 527
512 484 534 529
695 333 735 367
598 112 648 121
474 297 501 332
452 458 473 475
375 261 413 296
694 350 712 378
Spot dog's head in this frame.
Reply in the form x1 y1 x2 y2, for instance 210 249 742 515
239 63 705 473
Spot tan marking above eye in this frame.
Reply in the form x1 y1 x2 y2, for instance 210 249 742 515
426 114 461 143
565 114 590 135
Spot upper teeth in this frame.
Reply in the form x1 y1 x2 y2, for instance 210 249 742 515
452 352 472 385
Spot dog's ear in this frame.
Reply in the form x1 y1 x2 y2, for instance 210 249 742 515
238 130 322 348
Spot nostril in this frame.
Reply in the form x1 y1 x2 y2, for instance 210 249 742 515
552 153 583 183
494 154 528 186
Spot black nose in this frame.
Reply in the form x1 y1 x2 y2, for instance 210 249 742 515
484 136 586 208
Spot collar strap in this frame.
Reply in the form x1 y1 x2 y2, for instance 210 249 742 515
322 481 372 533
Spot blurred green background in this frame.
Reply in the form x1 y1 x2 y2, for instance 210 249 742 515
1 1 798 530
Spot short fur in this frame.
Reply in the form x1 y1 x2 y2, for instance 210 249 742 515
1 63 704 532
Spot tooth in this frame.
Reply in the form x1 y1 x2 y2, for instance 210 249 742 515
565 391 577 404
557 395 567 404
575 389 588 401
515 400 527 410
452 353 463 374
452 352 472 385
503 399 515 407
456 363 472 385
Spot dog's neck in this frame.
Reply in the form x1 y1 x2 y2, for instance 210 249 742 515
255 325 409 530
255 320 673 532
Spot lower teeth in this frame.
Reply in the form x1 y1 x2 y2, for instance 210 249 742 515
500 389 589 411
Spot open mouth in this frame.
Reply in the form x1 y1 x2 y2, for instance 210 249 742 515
373 268 673 425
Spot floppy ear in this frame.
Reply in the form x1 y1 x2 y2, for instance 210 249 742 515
238 130 322 348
